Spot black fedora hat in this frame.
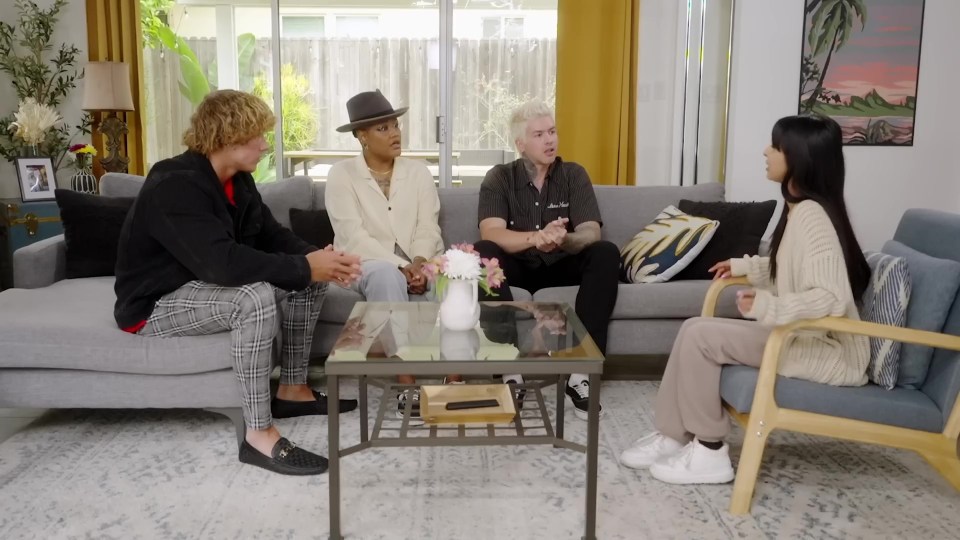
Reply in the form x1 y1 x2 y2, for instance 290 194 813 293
336 89 409 133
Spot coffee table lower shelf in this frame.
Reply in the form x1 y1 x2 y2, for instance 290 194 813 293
338 378 587 456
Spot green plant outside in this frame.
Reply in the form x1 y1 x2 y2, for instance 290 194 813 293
252 64 319 183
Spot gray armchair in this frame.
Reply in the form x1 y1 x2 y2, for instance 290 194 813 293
702 209 960 514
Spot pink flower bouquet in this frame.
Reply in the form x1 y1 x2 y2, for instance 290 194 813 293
422 243 505 297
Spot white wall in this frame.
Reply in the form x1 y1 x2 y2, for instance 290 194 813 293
0 0 90 199
725 0 960 251
634 0 682 186
634 0 734 188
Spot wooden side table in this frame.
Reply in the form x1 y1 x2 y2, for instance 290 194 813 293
0 198 63 290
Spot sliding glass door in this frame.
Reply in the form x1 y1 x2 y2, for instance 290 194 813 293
141 1 557 187
450 0 558 187
275 1 441 182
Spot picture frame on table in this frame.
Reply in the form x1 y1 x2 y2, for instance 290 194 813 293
15 156 58 202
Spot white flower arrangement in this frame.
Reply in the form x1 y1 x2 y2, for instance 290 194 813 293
8 98 62 146
422 244 505 297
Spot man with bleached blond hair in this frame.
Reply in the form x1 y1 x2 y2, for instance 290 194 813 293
474 100 619 420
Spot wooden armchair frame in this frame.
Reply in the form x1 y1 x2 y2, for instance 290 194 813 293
702 277 960 514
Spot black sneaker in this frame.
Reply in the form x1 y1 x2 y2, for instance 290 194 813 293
396 389 423 423
565 380 603 420
503 375 526 410
238 437 328 475
271 389 358 418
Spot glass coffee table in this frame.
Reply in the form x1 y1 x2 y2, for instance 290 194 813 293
325 301 604 540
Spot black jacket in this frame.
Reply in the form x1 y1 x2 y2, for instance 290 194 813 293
114 151 315 328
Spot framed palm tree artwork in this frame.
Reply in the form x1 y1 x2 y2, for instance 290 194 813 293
799 0 925 146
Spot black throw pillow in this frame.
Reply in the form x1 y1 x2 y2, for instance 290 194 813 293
54 189 135 279
289 208 335 249
672 199 777 280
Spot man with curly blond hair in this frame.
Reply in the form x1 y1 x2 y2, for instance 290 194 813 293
114 90 362 475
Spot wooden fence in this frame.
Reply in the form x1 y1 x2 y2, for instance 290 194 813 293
143 37 556 167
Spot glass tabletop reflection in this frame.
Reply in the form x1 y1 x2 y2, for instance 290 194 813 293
327 301 604 364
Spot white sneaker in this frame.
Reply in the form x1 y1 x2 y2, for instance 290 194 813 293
649 440 735 485
619 432 684 470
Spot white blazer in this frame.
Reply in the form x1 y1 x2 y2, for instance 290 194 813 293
326 155 444 266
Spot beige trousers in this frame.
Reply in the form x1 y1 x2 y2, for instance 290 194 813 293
654 317 772 443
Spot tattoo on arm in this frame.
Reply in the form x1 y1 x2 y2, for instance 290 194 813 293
561 222 601 254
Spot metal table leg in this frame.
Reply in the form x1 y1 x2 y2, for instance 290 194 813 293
556 374 565 441
360 375 368 443
328 374 342 540
583 373 600 540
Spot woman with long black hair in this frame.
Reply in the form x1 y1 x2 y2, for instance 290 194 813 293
619 114 870 484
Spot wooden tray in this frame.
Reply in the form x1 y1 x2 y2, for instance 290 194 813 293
420 383 516 425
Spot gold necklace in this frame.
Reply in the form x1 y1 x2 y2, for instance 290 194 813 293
367 166 393 175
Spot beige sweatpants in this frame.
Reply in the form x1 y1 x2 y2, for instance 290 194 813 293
654 317 772 443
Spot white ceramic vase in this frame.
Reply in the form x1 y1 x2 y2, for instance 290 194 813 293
439 278 480 331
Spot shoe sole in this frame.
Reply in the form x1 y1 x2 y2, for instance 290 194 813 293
619 455 659 470
237 448 328 476
568 397 603 421
619 446 683 470
648 465 735 485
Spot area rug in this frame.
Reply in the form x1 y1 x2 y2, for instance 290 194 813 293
0 381 957 539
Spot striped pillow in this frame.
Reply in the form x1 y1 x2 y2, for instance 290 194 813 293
860 251 912 389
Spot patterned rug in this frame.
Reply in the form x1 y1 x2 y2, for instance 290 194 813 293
0 381 958 539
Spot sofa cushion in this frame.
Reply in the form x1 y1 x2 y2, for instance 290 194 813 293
55 189 134 278
438 187 483 246
289 208 335 249
593 183 724 248
0 278 232 375
619 206 718 283
673 199 776 280
860 251 912 390
99 173 145 198
259 176 314 229
532 281 742 320
720 365 943 432
882 240 960 389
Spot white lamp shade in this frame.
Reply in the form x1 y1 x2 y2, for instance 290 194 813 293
82 61 135 111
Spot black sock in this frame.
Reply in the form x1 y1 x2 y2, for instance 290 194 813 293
698 439 723 450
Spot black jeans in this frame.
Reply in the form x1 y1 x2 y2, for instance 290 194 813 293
474 240 620 354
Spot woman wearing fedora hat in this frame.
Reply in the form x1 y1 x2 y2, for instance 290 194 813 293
326 90 460 421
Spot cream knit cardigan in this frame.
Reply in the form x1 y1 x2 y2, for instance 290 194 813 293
730 200 869 386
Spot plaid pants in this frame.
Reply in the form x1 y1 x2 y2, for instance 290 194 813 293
140 280 327 430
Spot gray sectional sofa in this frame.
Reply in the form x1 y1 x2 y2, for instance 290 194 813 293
0 173 740 433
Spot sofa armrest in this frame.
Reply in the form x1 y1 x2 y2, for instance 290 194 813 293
13 234 67 289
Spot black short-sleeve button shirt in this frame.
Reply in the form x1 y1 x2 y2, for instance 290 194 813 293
478 157 602 267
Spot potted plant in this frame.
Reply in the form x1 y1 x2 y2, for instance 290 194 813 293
0 0 91 170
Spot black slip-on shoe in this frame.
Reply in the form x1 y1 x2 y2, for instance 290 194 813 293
271 389 359 418
238 437 328 475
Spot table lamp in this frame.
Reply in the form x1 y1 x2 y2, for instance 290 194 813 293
82 61 135 173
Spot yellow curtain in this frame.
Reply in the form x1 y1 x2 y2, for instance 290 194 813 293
556 0 639 186
85 0 146 176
